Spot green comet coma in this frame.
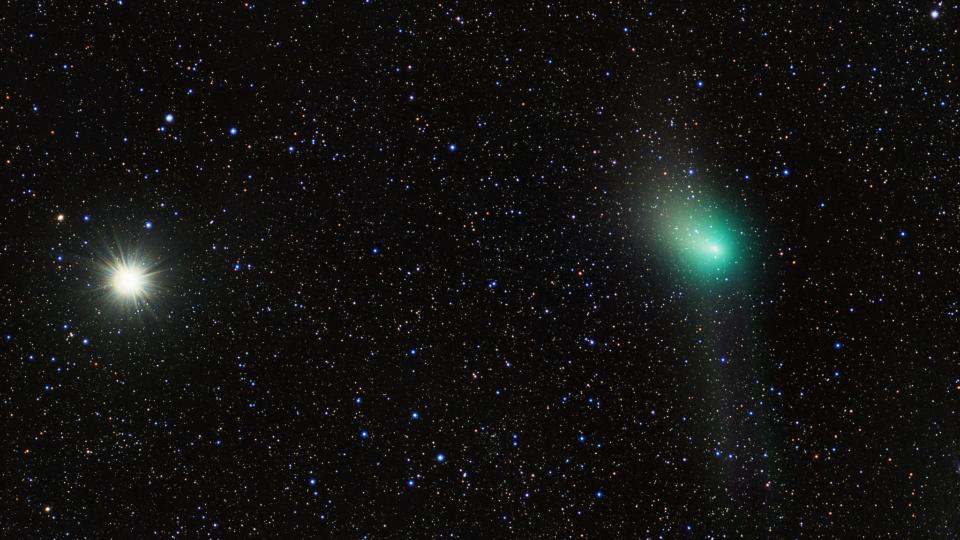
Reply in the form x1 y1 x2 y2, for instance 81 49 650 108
656 192 747 283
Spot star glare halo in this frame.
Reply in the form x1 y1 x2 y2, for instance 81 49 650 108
98 250 160 309
111 264 147 296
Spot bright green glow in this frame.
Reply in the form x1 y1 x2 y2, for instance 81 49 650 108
657 191 745 283
671 221 733 273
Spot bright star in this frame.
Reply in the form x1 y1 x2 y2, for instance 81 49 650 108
98 247 159 310
112 264 146 297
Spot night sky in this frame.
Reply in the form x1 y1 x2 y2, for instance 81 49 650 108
3 2 960 538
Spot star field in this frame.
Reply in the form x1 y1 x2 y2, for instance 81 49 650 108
2 2 960 538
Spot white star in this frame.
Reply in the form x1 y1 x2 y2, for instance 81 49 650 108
111 264 146 297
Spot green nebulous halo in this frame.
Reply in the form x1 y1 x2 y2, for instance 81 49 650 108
657 192 747 283
670 218 735 273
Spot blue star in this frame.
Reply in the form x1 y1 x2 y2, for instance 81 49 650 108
407 479 415 487
164 113 174 123
360 430 369 439
488 279 498 289
409 348 417 356
436 453 446 462
595 490 604 499
448 143 457 152
411 411 420 420
686 167 696 176
371 246 380 255
144 220 153 230
696 79 705 88
229 126 238 136
834 341 842 350
308 477 317 486
782 167 791 176
82 214 91 222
